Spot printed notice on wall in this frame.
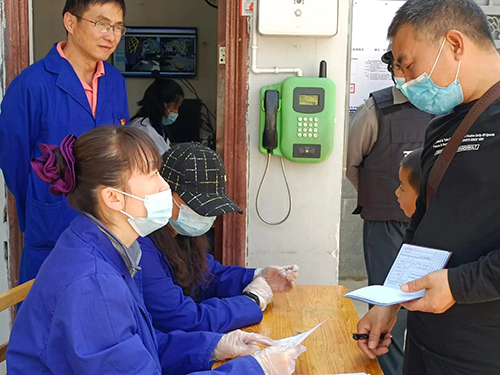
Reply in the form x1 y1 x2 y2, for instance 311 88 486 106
241 0 254 16
349 0 405 113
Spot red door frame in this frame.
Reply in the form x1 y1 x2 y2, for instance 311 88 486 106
215 0 249 267
5 0 30 291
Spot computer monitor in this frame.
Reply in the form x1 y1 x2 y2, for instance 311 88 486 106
113 27 197 78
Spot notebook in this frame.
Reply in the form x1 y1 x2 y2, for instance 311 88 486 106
344 244 452 306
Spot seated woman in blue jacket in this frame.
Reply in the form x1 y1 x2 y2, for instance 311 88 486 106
138 142 299 335
7 126 305 375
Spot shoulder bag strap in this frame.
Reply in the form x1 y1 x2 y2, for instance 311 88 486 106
426 81 500 209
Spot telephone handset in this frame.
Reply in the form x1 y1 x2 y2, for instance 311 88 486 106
256 61 336 225
263 90 279 151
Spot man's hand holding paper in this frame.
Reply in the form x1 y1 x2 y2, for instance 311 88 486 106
400 269 456 313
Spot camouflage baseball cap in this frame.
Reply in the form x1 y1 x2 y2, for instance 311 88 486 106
160 143 243 217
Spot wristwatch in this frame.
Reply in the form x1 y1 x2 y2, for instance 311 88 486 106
243 291 260 307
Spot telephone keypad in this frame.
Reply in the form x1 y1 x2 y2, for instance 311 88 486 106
297 116 321 138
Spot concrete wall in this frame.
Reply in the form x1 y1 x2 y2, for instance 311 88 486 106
32 0 218 117
246 1 351 285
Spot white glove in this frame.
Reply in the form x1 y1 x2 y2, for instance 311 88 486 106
243 276 273 311
253 344 306 375
254 265 299 292
212 330 275 361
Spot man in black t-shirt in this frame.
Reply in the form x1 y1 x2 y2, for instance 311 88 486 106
356 1 500 374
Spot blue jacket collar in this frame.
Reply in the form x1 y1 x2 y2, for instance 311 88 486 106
70 214 149 310
70 214 131 278
43 43 114 120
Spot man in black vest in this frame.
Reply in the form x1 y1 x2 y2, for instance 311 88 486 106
357 1 500 374
346 49 432 375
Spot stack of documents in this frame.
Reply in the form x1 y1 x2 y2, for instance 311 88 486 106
344 244 451 306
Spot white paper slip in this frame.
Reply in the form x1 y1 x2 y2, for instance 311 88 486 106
273 321 324 347
344 244 452 306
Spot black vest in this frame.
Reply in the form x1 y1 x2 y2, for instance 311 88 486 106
357 87 432 222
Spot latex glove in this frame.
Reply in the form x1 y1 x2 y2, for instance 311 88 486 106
253 344 306 375
400 269 456 314
212 330 275 361
254 265 299 292
356 305 399 360
243 276 273 311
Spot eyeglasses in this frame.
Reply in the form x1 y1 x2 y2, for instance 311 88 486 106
76 15 127 36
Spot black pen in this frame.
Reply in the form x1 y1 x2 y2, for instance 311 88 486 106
352 333 389 341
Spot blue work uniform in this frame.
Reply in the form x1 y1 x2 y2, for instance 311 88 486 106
137 236 263 334
7 214 264 375
0 43 130 284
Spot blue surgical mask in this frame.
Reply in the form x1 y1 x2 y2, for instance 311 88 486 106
109 188 173 237
395 77 405 91
399 38 463 115
169 199 216 237
162 112 178 126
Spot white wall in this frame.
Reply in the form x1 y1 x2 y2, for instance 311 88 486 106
32 0 218 117
246 1 351 285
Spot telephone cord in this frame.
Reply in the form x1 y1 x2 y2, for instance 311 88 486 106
256 153 292 225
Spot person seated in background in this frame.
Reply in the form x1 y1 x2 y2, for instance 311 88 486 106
131 78 184 154
7 126 305 375
395 148 423 218
138 142 299 335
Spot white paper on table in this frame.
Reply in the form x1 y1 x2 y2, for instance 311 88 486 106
273 321 324 347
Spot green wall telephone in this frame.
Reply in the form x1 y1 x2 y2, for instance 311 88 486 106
259 68 336 163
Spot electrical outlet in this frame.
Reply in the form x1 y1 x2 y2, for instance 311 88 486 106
219 47 226 64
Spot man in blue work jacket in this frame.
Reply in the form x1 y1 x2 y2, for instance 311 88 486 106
0 0 130 284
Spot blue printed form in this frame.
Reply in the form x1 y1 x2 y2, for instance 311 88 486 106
344 244 452 306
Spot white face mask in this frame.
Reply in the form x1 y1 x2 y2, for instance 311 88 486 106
169 199 216 237
109 187 173 237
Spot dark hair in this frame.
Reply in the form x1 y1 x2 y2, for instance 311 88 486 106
63 0 126 17
400 148 423 192
388 0 494 48
150 227 212 301
54 126 160 218
132 79 184 139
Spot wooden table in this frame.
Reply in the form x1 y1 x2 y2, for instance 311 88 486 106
242 285 383 375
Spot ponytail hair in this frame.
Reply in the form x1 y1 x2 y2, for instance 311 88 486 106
31 126 161 218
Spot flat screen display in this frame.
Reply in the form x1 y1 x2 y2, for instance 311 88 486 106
299 94 319 106
113 27 197 78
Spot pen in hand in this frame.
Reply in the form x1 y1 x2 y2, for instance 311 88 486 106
352 333 389 341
